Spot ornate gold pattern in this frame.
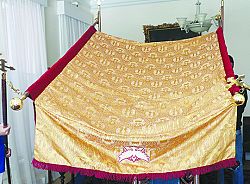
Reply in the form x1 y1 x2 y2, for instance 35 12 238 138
34 31 237 174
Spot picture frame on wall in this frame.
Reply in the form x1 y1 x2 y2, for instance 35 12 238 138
143 23 200 43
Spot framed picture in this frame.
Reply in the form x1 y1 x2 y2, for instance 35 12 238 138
143 23 200 43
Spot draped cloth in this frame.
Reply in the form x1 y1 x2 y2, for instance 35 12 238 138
27 26 239 181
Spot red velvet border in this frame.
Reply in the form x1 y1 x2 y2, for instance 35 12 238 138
27 26 238 99
26 26 97 100
32 158 237 182
216 27 240 94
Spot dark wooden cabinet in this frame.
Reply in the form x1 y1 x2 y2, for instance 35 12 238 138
143 23 200 43
243 116 250 159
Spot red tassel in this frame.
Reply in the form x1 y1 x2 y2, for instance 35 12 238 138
32 158 237 182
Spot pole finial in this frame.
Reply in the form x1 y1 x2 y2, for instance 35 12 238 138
96 0 102 6
221 0 224 6
94 0 103 31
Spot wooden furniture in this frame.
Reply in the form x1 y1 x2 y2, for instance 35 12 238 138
47 171 74 184
143 23 200 43
48 170 52 184
243 116 250 160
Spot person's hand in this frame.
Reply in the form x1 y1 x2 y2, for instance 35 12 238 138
0 124 11 136
5 148 11 158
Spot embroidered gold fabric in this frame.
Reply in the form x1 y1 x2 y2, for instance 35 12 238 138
34 31 236 174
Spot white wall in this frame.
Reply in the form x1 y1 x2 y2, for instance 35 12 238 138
91 0 250 115
45 0 60 67
57 0 92 22
91 0 219 41
45 0 92 67
224 0 250 118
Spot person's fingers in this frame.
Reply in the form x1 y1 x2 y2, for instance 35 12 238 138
6 148 11 158
0 124 11 136
3 125 11 135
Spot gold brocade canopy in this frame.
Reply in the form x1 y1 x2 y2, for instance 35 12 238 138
27 26 237 180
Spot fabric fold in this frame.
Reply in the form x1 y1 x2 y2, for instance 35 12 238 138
27 26 238 181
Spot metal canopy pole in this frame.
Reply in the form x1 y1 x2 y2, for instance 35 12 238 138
92 0 102 31
0 54 15 184
220 0 224 29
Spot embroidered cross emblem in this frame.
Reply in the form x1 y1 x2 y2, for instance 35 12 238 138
118 146 150 163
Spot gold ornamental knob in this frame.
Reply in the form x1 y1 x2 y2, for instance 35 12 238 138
10 97 23 111
233 93 245 106
10 92 29 111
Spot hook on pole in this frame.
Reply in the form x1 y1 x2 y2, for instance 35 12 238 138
92 0 102 31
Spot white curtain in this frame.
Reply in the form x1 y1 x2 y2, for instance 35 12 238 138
58 14 90 56
0 0 47 183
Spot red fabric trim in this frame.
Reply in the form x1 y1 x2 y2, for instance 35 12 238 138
216 27 240 94
26 26 97 100
32 158 237 182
